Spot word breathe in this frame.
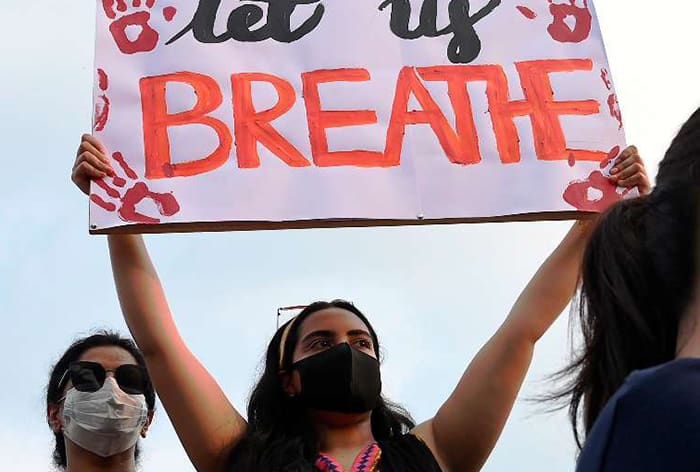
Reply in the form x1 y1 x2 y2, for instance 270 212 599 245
138 59 605 180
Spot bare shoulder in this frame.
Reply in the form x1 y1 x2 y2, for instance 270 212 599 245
411 420 452 472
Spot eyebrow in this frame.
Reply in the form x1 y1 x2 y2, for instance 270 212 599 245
300 329 373 345
347 330 372 339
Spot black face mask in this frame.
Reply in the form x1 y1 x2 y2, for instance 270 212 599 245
292 343 382 413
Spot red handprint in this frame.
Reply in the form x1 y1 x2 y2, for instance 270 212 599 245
547 0 592 43
607 93 623 130
90 151 180 224
102 0 177 55
563 146 630 212
517 0 592 43
94 69 111 132
601 68 612 90
600 68 623 129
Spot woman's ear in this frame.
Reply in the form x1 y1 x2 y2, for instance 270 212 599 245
47 404 63 433
141 410 155 438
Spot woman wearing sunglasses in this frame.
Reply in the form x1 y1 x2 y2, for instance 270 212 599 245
71 135 648 472
46 331 156 472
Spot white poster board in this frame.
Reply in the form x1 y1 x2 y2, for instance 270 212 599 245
90 0 626 233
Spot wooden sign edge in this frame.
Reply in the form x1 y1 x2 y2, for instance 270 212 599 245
90 211 596 235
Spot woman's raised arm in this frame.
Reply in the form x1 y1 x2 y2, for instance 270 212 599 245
74 135 246 472
413 146 650 472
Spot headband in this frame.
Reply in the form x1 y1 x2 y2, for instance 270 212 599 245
278 315 299 370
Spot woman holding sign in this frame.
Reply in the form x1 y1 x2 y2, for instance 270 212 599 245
72 134 648 472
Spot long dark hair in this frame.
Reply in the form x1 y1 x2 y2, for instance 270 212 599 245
656 106 700 188
552 188 700 448
46 330 156 468
551 107 700 448
228 300 415 472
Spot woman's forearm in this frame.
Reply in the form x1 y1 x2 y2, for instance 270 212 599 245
108 233 183 357
107 233 246 471
504 219 594 344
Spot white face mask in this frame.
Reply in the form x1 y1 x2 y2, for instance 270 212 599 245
61 376 149 458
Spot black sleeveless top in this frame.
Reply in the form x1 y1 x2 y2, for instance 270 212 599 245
228 432 443 471
377 434 443 472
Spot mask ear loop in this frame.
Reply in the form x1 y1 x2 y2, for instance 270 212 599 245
57 368 70 391
55 367 73 403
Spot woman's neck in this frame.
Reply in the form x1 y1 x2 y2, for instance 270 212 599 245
312 411 375 453
676 288 700 358
65 445 137 472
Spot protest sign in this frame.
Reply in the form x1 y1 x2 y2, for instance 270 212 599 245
90 0 625 233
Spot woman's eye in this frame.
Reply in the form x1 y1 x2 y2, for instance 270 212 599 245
310 339 332 349
356 339 372 349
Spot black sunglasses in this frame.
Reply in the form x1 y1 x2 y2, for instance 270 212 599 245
58 361 149 395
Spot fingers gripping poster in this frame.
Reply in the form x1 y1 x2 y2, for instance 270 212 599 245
90 0 626 233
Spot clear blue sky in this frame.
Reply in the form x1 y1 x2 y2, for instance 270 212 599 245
1 1 697 470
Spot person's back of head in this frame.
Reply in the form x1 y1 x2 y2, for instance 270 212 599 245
657 107 700 189
555 103 700 447
567 186 699 443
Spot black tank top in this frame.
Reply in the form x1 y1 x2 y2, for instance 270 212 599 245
377 434 443 472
